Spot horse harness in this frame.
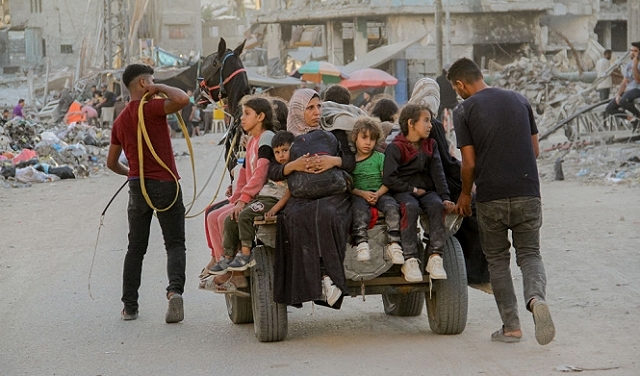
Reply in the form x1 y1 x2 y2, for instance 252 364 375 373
199 51 246 100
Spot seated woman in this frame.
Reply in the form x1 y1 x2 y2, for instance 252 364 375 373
268 88 355 308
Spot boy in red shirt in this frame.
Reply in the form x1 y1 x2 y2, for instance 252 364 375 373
107 64 190 323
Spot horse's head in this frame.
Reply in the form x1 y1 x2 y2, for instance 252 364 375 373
197 38 248 108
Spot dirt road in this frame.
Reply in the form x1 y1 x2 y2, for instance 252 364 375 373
1 134 638 375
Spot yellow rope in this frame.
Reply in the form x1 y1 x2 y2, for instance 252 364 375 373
136 93 197 213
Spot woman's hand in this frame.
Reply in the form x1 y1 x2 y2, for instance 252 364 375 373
307 154 340 174
230 201 246 221
284 153 310 174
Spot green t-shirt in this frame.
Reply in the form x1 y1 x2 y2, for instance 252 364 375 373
352 151 385 191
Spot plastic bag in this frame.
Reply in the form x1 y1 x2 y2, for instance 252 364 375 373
15 166 49 183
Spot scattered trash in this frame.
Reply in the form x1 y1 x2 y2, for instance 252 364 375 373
576 168 590 177
554 364 620 372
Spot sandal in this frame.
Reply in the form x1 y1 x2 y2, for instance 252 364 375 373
532 300 555 346
491 327 521 343
198 268 210 280
199 274 249 297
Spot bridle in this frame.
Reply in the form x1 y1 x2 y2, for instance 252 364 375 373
199 51 246 100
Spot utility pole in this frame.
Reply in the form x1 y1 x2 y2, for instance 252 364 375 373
435 0 443 74
102 0 129 69
630 0 639 45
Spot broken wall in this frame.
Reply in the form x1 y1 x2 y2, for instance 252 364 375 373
153 0 203 58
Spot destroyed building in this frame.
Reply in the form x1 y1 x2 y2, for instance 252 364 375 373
2 0 202 72
252 0 637 102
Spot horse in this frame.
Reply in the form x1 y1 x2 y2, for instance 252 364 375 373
196 38 251 176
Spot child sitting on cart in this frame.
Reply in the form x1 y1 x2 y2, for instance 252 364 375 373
383 104 455 283
349 117 403 264
200 130 293 292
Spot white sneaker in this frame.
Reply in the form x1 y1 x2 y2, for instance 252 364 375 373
426 255 447 279
401 258 423 282
386 243 404 264
322 276 342 306
356 242 371 262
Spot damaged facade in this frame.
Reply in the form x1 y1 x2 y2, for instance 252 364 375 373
3 0 202 72
253 0 638 102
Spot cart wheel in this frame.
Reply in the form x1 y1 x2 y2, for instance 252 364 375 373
426 236 468 334
251 245 288 342
224 293 253 324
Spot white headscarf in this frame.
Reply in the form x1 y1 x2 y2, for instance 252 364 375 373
408 78 440 116
287 88 319 137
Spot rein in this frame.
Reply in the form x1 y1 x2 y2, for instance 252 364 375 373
199 51 246 99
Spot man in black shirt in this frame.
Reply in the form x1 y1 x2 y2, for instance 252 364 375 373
449 57 555 346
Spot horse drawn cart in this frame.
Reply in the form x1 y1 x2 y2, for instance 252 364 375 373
222 214 469 342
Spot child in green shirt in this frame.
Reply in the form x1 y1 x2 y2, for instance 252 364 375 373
350 117 403 264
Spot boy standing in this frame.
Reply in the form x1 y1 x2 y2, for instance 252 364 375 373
383 104 454 283
106 64 190 323
350 117 403 263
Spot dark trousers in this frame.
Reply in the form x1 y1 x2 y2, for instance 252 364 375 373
223 195 279 256
605 88 640 118
351 194 401 245
394 191 446 259
122 179 186 313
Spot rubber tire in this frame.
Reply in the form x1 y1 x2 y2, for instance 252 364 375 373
225 293 253 324
250 245 288 342
382 291 425 316
426 236 468 334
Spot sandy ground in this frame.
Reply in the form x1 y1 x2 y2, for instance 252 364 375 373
1 133 639 375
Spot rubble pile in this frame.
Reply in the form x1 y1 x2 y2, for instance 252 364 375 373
489 55 598 133
1 117 109 188
490 55 640 186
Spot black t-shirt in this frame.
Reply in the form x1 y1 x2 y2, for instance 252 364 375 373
453 87 540 202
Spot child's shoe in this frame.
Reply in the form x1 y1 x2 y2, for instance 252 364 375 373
322 275 341 306
385 243 404 264
426 255 447 280
227 252 256 272
208 257 231 275
356 242 371 262
401 258 423 282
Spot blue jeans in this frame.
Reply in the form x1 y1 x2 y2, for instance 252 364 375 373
395 191 446 259
351 194 401 245
476 196 547 332
122 179 186 313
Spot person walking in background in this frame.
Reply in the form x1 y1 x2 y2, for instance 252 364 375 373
12 99 25 119
448 57 555 345
106 64 190 324
596 49 613 102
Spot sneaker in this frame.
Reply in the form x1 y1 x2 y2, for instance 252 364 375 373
401 258 423 282
426 255 447 279
165 293 184 323
322 276 342 306
226 252 256 272
386 243 404 264
356 242 371 262
208 257 231 275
